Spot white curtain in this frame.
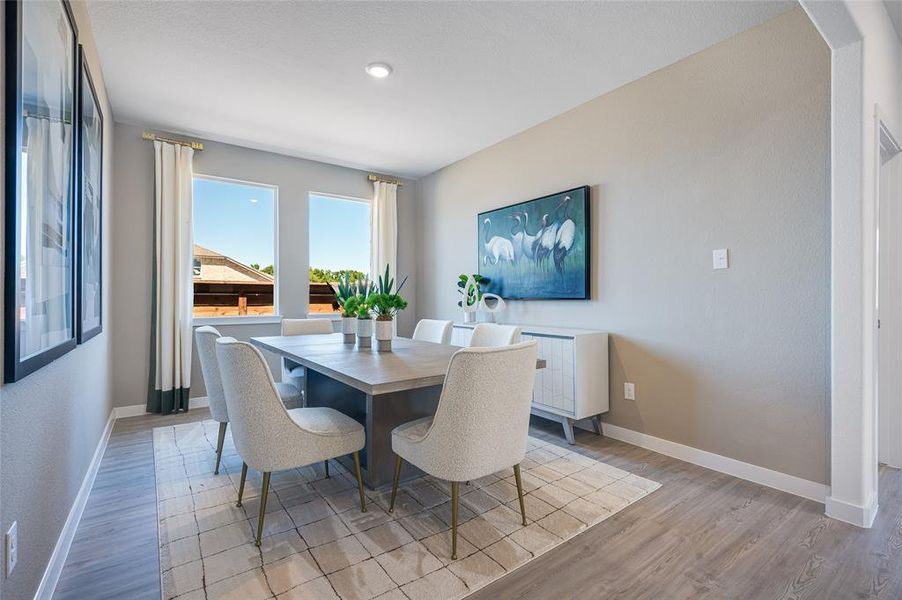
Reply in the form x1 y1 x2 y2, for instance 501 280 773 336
370 180 398 280
148 140 194 413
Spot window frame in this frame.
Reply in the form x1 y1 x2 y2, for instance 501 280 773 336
192 173 280 326
306 191 371 318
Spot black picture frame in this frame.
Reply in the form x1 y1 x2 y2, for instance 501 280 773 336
4 0 80 382
477 185 591 300
76 45 103 343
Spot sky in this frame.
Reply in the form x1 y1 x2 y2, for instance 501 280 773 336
308 193 370 272
193 179 370 273
194 177 275 267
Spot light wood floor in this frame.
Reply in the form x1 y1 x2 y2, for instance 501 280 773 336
54 409 902 599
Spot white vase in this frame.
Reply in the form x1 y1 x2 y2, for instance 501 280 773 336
463 310 477 324
341 316 356 344
374 319 393 352
356 319 373 348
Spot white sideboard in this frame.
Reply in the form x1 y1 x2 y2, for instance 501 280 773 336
451 323 609 444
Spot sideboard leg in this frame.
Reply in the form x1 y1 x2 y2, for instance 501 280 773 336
562 417 576 445
591 415 603 436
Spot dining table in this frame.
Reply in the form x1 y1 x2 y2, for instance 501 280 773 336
250 332 544 489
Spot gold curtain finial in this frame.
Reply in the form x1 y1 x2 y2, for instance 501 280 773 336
142 131 204 151
367 173 404 187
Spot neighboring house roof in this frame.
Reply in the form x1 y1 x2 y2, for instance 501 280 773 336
193 244 273 284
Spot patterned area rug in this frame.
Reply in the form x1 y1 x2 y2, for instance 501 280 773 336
155 419 660 600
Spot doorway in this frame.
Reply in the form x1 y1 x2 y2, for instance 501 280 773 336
877 114 902 469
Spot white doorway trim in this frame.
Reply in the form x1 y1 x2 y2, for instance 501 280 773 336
799 1 876 527
876 110 902 469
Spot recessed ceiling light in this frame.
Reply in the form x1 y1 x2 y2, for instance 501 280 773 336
365 62 392 79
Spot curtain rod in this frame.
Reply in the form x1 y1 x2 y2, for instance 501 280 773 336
367 173 404 187
142 131 204 151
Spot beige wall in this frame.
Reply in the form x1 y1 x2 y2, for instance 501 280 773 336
111 124 417 406
0 2 116 598
414 9 831 484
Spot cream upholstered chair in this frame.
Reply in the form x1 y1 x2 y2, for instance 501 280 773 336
215 337 367 545
195 326 303 474
389 340 538 559
280 318 334 402
469 323 522 347
412 319 453 344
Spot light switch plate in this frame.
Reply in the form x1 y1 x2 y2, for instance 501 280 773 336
624 382 635 401
6 521 17 577
713 248 729 270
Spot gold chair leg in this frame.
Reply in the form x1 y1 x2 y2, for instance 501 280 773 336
214 422 227 475
451 481 459 560
236 462 248 507
324 459 330 478
255 471 271 547
352 451 367 512
389 455 403 513
513 463 527 526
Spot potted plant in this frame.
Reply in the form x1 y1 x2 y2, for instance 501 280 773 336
458 273 488 324
333 273 358 343
354 279 375 349
370 264 409 352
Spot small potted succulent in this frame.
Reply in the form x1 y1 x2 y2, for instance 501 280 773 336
458 273 488 324
333 273 357 343
370 264 409 352
354 279 375 349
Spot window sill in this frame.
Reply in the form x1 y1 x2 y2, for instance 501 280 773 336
193 315 282 327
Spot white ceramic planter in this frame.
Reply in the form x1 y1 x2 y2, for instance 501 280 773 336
374 319 393 352
356 318 373 348
463 310 477 324
341 316 356 344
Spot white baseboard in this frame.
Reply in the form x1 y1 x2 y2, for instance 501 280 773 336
825 493 878 528
113 396 210 419
602 422 828 504
34 410 115 600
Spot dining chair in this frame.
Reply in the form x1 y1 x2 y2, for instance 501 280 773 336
469 323 522 347
195 326 303 474
280 318 334 405
412 319 453 344
388 340 538 559
215 337 367 545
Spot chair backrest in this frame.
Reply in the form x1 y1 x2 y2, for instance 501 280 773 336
282 318 334 336
469 323 522 347
412 319 453 344
215 337 309 471
419 340 538 481
195 326 228 423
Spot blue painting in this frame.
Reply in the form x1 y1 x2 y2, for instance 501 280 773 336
478 186 590 300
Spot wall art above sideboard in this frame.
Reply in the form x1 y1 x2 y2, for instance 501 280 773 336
477 185 590 300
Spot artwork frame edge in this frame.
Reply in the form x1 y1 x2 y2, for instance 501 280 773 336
3 0 80 383
477 185 591 301
76 43 104 344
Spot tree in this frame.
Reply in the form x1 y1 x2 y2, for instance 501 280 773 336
262 265 274 275
250 263 260 270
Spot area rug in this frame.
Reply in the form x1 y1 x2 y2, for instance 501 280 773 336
154 419 660 600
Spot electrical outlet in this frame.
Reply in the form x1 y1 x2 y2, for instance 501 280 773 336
624 382 635 401
713 248 729 270
6 521 17 577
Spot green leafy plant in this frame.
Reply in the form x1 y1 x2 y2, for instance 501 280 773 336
457 273 488 308
332 273 357 317
370 264 408 321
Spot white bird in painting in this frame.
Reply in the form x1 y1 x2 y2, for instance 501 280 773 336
483 218 515 265
534 213 559 265
553 196 576 276
510 211 538 263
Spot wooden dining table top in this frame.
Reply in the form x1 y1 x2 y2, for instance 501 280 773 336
250 332 544 396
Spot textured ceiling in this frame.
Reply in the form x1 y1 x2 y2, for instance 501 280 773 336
86 1 794 178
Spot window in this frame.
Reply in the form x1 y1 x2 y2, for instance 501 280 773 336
193 176 277 318
308 193 370 313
